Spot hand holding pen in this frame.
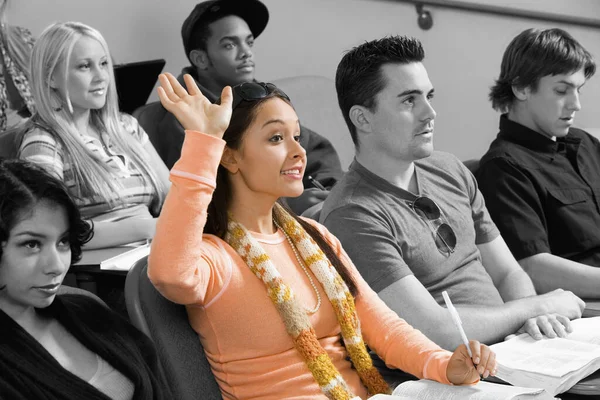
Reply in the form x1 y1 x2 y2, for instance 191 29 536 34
443 290 498 385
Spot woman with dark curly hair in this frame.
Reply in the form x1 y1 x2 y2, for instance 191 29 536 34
0 158 171 400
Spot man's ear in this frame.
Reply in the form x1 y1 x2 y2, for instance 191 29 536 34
349 105 372 134
220 147 239 174
511 84 530 101
190 49 211 70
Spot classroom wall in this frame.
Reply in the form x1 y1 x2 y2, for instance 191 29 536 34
8 0 600 161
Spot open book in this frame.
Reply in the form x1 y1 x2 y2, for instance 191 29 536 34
490 317 600 396
369 380 553 399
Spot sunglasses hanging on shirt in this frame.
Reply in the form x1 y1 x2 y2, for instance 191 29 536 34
407 196 457 255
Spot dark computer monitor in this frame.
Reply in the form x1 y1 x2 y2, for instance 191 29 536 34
113 59 166 114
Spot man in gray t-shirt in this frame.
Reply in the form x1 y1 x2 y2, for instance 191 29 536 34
321 35 584 351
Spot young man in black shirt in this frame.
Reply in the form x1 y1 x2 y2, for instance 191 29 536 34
477 28 599 299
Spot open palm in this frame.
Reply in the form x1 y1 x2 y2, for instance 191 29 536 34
157 72 233 138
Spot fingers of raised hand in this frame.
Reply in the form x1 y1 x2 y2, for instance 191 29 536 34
158 73 183 103
183 74 201 96
219 86 234 109
164 72 192 99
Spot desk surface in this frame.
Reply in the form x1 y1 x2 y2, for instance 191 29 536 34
583 300 600 318
76 247 134 267
568 369 600 396
71 247 134 275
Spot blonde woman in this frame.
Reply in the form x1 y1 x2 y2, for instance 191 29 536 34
18 22 169 249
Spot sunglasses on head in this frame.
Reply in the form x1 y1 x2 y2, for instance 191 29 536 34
218 82 290 110
407 196 457 255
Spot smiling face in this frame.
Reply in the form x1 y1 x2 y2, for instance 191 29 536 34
513 69 586 138
227 97 305 203
53 35 110 115
0 200 71 319
363 62 436 163
202 15 255 88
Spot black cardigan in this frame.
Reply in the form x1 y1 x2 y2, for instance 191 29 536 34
0 294 172 400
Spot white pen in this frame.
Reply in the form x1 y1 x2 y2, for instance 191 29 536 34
442 290 473 358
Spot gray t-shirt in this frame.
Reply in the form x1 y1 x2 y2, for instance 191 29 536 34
320 151 504 307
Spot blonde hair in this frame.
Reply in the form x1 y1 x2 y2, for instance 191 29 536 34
27 21 164 211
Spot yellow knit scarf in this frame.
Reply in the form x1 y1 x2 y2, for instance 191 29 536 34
225 203 390 399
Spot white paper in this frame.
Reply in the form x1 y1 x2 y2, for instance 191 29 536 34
490 319 600 395
100 243 150 270
385 380 552 400
566 317 600 344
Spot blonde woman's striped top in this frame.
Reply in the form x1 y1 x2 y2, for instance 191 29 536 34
18 113 158 219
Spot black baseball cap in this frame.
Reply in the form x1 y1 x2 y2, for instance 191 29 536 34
181 0 269 59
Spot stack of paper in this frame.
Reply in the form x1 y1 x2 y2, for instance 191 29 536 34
491 317 600 396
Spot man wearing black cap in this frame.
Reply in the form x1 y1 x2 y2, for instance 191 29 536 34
180 0 269 95
141 0 343 214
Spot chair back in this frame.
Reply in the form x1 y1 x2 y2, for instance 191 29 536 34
272 75 354 169
57 284 106 306
463 158 480 175
125 256 221 400
133 101 170 164
0 128 20 158
301 201 323 221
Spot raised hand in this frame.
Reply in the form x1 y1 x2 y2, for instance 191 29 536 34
446 340 496 385
157 73 233 138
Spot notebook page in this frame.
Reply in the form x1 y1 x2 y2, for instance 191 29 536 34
387 380 551 400
491 334 600 377
567 317 600 345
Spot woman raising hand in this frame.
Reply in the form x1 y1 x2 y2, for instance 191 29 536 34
149 72 496 399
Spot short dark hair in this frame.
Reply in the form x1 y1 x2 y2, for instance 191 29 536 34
335 35 425 148
0 159 93 275
490 28 596 112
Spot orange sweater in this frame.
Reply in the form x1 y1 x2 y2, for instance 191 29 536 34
148 130 452 399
